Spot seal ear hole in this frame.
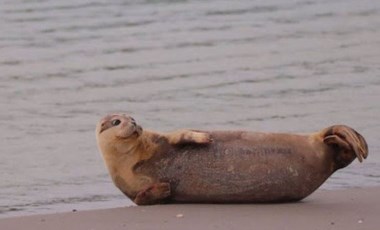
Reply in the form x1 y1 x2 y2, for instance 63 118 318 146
112 119 121 126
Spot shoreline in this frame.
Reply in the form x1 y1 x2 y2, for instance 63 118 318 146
1 187 379 230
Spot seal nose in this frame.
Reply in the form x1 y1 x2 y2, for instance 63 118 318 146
130 117 136 126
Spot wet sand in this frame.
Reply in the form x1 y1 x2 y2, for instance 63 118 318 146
1 187 379 230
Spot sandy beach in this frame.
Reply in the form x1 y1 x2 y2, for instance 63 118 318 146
1 187 378 230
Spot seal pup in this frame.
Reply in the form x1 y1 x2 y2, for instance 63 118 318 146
96 114 368 205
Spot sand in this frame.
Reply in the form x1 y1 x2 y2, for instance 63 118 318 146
0 187 379 230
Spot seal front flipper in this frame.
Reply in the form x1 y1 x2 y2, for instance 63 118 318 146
322 125 368 168
133 182 171 205
165 129 212 145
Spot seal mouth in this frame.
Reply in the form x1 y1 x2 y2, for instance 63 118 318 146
116 124 142 139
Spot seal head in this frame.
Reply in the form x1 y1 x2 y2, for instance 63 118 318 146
96 114 143 157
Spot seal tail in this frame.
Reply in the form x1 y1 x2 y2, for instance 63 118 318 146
322 125 368 166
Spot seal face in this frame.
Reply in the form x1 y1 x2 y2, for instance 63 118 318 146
96 114 368 205
97 114 141 139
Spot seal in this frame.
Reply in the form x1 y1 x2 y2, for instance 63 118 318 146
96 113 368 205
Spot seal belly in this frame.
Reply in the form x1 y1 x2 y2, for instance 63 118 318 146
140 131 334 203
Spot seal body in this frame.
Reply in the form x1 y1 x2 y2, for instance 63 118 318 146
96 114 368 205
137 131 330 203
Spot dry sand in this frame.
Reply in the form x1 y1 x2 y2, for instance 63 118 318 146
1 187 379 230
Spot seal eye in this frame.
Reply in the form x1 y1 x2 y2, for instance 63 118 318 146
112 119 121 126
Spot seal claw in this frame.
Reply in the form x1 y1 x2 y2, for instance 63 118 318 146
193 132 213 144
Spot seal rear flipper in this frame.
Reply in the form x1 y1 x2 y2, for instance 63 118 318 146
133 182 171 205
322 125 368 167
